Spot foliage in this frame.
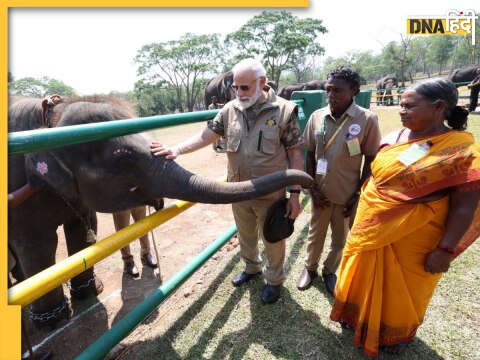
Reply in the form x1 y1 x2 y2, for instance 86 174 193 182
381 37 413 86
8 76 77 97
133 79 179 117
225 11 327 85
134 33 224 113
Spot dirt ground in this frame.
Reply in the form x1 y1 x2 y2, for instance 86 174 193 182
20 123 239 359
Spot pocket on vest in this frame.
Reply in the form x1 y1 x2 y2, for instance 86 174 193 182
261 129 280 154
226 128 241 152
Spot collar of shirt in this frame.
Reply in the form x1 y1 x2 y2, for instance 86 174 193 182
323 101 358 124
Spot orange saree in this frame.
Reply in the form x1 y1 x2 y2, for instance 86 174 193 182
330 131 480 356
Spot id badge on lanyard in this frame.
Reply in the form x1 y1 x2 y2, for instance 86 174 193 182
397 141 433 166
316 158 328 175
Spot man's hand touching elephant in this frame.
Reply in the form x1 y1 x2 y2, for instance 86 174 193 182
286 194 301 220
150 141 181 160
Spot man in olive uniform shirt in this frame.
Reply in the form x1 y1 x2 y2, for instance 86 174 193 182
151 58 304 304
297 66 381 295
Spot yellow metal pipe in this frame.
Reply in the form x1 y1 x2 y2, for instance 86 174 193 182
8 199 195 307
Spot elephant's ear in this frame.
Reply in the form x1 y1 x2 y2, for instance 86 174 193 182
25 151 79 200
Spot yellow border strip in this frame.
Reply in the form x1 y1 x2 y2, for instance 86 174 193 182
6 1 309 7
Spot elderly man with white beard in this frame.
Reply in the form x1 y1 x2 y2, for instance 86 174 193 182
150 58 304 304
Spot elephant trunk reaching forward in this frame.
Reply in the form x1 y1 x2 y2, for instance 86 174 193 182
9 95 313 328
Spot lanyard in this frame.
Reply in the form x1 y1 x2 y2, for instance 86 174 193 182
322 114 349 153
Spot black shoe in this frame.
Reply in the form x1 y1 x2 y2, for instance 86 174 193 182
261 284 281 304
141 253 158 269
124 261 140 278
296 268 318 291
231 271 261 287
322 273 337 295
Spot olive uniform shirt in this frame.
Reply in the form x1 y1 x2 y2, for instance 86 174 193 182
304 101 381 205
208 86 303 207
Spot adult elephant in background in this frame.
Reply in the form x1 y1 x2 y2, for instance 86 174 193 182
448 64 480 86
9 95 314 328
376 75 398 105
277 83 305 100
204 71 235 109
266 80 278 92
303 80 326 91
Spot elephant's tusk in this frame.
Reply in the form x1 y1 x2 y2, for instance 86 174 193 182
129 186 138 192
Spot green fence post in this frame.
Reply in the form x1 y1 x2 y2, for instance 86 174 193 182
354 90 372 109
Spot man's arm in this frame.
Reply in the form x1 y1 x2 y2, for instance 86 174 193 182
468 75 480 88
285 147 303 219
424 188 480 273
151 127 221 160
305 150 330 209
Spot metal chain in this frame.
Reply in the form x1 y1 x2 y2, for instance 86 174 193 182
27 296 69 323
66 274 96 292
61 196 96 242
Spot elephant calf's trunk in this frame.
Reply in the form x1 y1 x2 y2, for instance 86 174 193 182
156 161 314 204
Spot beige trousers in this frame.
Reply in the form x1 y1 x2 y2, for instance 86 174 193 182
304 202 349 275
113 206 151 261
232 203 285 286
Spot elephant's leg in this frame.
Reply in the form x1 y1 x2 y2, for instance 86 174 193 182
11 226 71 329
63 213 104 300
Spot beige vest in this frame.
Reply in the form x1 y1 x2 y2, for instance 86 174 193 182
222 88 297 207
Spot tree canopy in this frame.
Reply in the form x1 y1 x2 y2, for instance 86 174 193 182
8 76 77 98
225 11 327 85
134 32 224 113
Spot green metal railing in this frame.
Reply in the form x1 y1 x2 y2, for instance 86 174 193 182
76 225 238 360
9 109 219 155
9 108 239 358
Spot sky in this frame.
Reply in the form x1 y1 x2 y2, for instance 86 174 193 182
8 0 479 95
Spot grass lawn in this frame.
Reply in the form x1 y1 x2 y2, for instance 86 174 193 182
125 109 479 360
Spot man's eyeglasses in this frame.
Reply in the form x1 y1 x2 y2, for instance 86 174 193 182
231 77 260 92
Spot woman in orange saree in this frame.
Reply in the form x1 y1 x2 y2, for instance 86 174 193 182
330 78 480 356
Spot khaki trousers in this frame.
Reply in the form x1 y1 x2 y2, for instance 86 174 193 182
232 203 285 286
304 202 349 275
113 206 151 261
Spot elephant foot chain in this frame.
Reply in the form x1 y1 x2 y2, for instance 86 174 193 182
27 296 71 328
68 274 104 300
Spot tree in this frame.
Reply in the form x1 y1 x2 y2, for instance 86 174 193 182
429 36 455 75
225 11 327 85
8 76 77 97
288 43 324 83
381 35 412 86
133 79 178 117
409 37 432 76
134 33 224 112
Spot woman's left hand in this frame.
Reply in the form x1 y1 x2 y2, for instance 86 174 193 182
343 193 359 218
424 249 451 274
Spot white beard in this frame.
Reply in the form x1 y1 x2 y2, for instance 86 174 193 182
238 85 262 109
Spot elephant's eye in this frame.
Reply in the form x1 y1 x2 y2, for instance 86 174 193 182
112 148 134 171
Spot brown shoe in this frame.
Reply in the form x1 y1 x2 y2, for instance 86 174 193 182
124 260 139 278
296 268 318 291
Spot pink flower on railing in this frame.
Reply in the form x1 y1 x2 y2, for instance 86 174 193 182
36 162 48 175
